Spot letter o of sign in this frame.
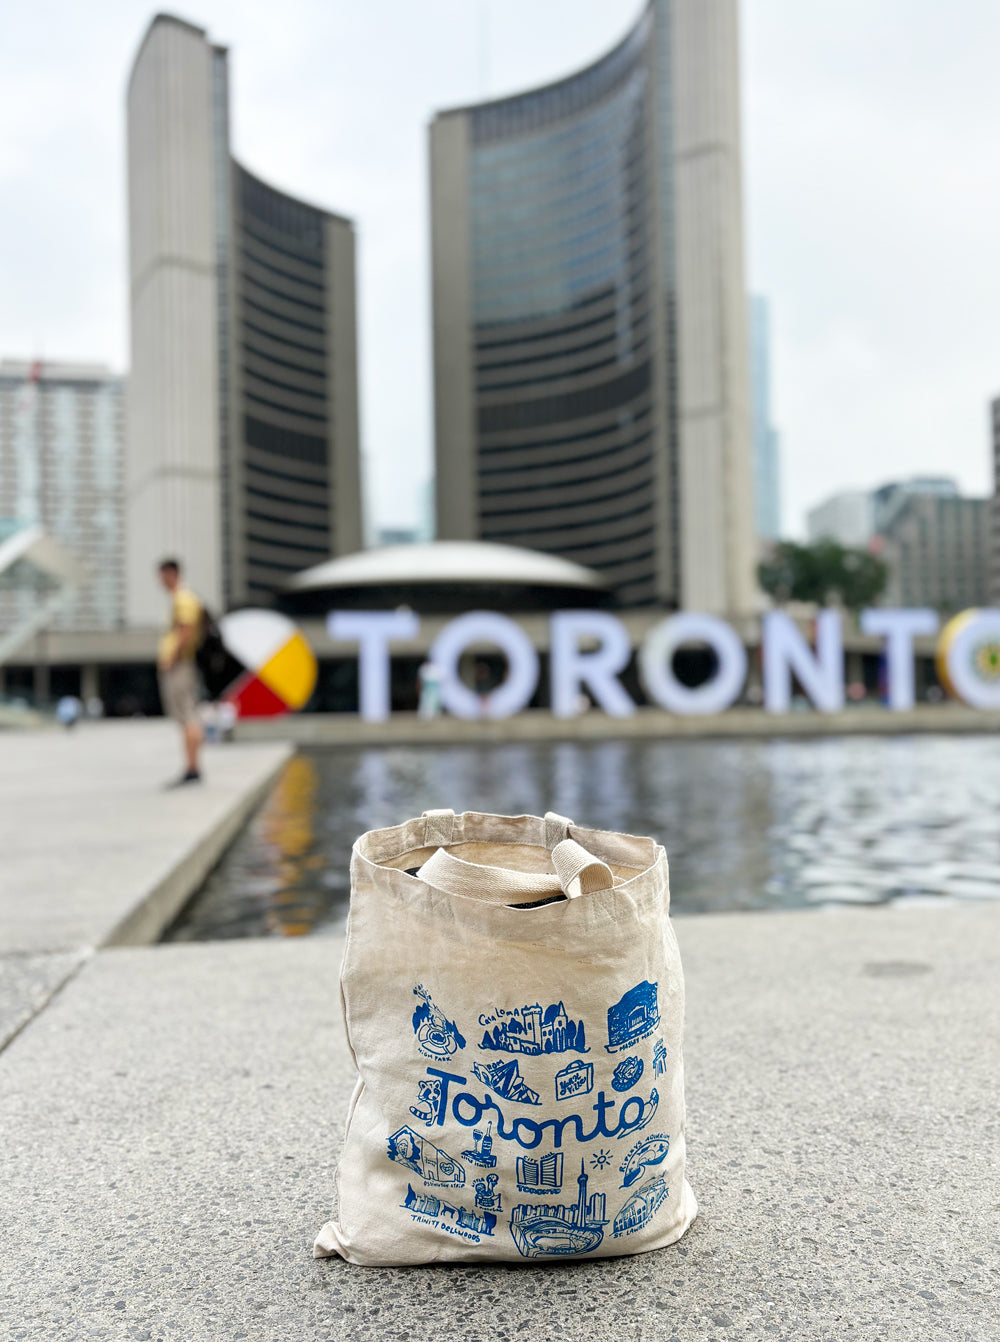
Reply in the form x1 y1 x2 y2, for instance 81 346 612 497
639 613 747 715
430 612 540 720
939 610 1000 709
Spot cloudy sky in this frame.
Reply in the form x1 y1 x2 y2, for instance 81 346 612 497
1 0 998 537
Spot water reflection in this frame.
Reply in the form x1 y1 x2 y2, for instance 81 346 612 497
165 735 1000 941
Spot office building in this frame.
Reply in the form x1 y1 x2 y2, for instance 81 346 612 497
430 0 756 613
989 397 1000 605
749 296 781 541
0 361 124 632
126 13 361 626
806 490 874 549
872 476 958 535
880 491 990 614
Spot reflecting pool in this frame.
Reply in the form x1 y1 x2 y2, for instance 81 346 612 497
165 734 1000 940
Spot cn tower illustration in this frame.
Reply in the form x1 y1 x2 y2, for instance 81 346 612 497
509 1160 608 1258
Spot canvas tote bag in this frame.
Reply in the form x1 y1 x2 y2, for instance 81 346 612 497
315 808 697 1266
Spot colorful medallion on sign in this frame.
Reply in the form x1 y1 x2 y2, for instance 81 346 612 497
216 609 317 717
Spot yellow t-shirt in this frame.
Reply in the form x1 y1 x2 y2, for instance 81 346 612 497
158 587 203 669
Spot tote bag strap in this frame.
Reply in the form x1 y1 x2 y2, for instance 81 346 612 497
417 837 614 905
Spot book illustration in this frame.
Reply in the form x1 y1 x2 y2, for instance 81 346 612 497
606 981 660 1053
471 1058 540 1106
554 1058 594 1102
613 1174 669 1238
479 1002 588 1056
611 1055 644 1092
386 1126 465 1186
509 1162 607 1258
401 1184 496 1239
516 1150 564 1195
461 1122 497 1168
412 984 467 1060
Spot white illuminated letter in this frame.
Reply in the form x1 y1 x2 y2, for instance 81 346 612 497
859 608 939 711
327 610 420 722
549 611 634 718
429 611 539 720
942 610 1000 709
763 609 844 714
639 613 747 715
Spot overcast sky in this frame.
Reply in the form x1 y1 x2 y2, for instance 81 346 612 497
2 0 999 537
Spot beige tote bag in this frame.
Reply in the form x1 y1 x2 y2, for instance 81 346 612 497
315 808 697 1266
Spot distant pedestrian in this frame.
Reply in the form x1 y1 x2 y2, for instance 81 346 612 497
156 558 205 786
417 659 442 720
55 695 81 729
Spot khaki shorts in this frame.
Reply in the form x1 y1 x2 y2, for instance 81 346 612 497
159 660 200 726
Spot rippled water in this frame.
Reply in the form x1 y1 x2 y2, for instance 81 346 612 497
164 734 1000 940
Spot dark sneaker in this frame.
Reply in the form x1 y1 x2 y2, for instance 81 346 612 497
165 770 202 789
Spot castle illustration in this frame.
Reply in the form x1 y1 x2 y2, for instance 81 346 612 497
612 1174 669 1238
606 980 660 1053
402 1184 496 1237
480 1001 588 1055
509 1162 607 1258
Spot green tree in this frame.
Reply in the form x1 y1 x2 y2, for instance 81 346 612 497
758 540 887 611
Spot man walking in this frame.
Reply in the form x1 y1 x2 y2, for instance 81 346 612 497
157 558 205 785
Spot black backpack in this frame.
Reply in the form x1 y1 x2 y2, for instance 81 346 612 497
196 606 242 700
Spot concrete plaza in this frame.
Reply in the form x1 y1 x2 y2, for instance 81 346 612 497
0 723 997 1341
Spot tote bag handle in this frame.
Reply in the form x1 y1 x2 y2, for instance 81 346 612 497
416 837 614 905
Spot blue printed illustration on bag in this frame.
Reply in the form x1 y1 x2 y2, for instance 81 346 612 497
409 1073 451 1127
472 1058 540 1105
401 1184 496 1240
473 1173 502 1214
590 1148 613 1171
412 984 467 1060
554 1058 594 1101
406 1066 659 1148
509 1162 607 1258
652 1037 667 1077
462 1121 497 1168
611 1055 644 1092
386 1126 465 1186
516 1151 564 1194
606 981 660 1053
619 1133 670 1188
479 1001 588 1055
613 1174 669 1237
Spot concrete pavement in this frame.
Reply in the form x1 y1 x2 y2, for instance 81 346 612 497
2 905 998 1341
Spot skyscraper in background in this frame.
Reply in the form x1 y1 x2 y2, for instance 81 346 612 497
806 490 874 549
125 14 362 627
430 0 756 613
0 361 124 631
749 295 781 541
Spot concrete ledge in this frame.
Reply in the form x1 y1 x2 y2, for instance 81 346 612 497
0 950 87 1052
0 722 292 956
234 703 1000 746
102 753 291 948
